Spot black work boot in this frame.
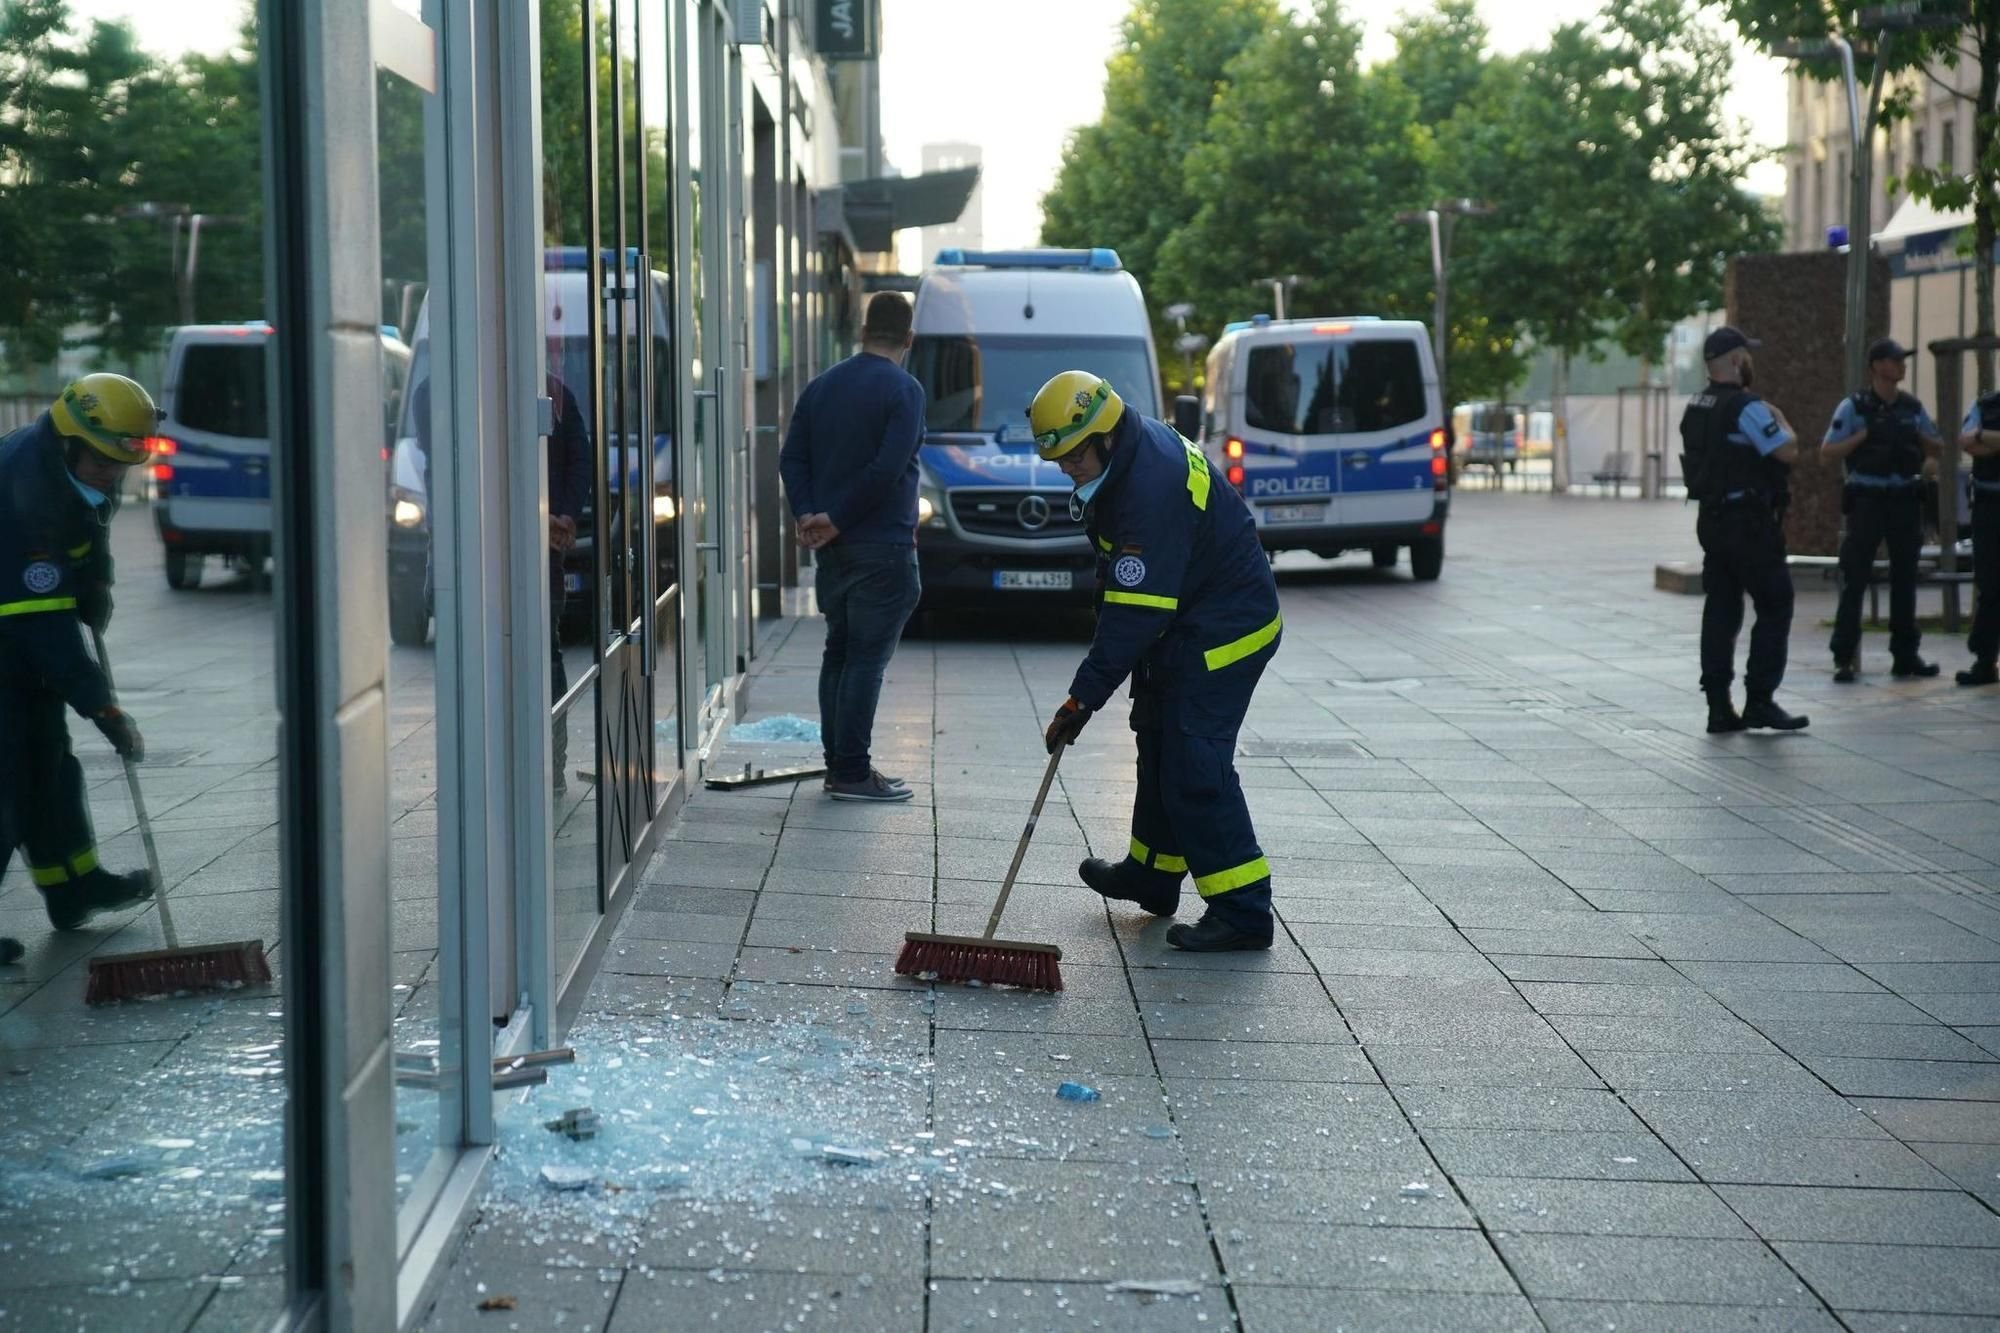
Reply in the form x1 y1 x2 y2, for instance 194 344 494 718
43 868 154 930
1833 660 1859 684
1705 690 1745 734
1166 911 1274 952
1958 659 1999 687
1892 656 1941 678
1742 695 1809 731
1078 858 1177 916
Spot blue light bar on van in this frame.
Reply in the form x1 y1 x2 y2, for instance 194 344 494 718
932 248 1122 272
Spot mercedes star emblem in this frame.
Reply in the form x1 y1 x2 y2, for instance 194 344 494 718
1016 494 1052 531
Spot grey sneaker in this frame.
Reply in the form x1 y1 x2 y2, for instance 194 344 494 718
826 772 914 802
824 769 907 792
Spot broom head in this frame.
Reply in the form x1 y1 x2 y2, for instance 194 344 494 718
85 939 274 1006
894 931 1063 992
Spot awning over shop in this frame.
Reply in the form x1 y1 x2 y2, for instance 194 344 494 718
815 165 980 255
1876 193 1973 249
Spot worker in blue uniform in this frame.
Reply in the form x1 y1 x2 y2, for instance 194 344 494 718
1031 371 1284 952
0 374 156 941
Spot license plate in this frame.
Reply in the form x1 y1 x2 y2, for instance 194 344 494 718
563 573 585 593
1263 504 1322 524
993 570 1073 590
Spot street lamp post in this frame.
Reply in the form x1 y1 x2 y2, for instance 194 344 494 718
1252 275 1303 322
1396 198 1494 417
113 201 245 328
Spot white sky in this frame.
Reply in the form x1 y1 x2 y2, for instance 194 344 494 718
64 0 1789 271
883 0 1790 264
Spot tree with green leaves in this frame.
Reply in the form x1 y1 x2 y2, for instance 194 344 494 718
1723 0 2000 394
1039 0 1281 358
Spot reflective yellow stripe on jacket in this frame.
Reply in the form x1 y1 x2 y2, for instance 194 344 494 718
1104 591 1177 611
0 597 78 617
1203 613 1282 671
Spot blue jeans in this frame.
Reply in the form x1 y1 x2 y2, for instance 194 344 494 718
816 543 920 782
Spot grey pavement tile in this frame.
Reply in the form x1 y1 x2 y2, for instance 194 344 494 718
1129 969 1333 1007
1856 1097 2000 1143
1319 974 1531 1014
930 980 1143 1039
1286 923 1472 954
1776 1241 2000 1317
1231 1287 1540 1333
1148 1039 1378 1085
926 1279 1231 1332
418 1263 621 1332
1396 1086 1650 1133
1461 926 1660 960
606 1268 923 1332
1496 1233 1807 1305
1489 954 1686 985
933 1029 1157 1081
1860 962 2000 993
0 1280 216 1332
1713 990 1941 1025
1295 946 1506 982
633 1201 927 1276
601 938 741 979
1199 1167 1475 1230
1551 1013 1783 1056
1799 1056 2000 1102
1760 1022 1997 1062
934 1073 1180 1166
1224 1222 1518 1293
1964 1027 2000 1060
1531 1299 1841 1332
614 907 750 945
1686 1135 1955 1189
1369 1044 1607 1090
1518 982 1735 1018
1456 1177 1752 1239
1910 993 2000 1026
1421 1128 1692 1182
1845 1317 2000 1332
1588 1051 1831 1094
1627 1089 1890 1142
1716 1184 2000 1246
1139 1002 1351 1045
1621 924 1839 965
584 972 729 1019
929 1162 1213 1282
760 866 939 902
732 945 916 990
1349 1009 1565 1049
1909 1141 2000 1208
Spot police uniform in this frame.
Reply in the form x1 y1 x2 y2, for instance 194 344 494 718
1067 409 1283 941
1682 378 1797 722
1828 388 1939 671
0 413 132 925
1961 393 2000 679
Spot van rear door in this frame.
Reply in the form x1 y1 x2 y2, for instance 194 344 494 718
1333 336 1436 528
163 334 272 535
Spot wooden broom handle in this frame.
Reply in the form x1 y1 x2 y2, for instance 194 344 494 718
984 744 1065 940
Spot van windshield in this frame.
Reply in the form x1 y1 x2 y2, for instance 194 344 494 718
1244 338 1426 437
176 342 269 439
910 335 1155 434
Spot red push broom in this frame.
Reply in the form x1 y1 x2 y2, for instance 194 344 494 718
85 630 273 1005
894 744 1065 992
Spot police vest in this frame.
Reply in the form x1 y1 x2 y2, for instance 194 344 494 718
1680 383 1781 504
1974 392 2000 487
1847 391 1925 481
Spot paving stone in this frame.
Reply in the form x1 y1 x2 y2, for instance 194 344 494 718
1910 993 2000 1026
1588 1051 1829 1094
1716 1184 2000 1246
0 1280 215 1332
418 1263 621 1332
1368 1045 1607 1090
1496 1234 1807 1305
1531 1299 1841 1332
1855 1096 2000 1143
1798 1056 2000 1101
1140 1001 1352 1045
1517 981 1735 1017
1859 962 2000 992
1199 1167 1475 1230
1550 1014 1782 1055
606 1268 922 1331
1712 989 1941 1025
1148 1039 1378 1084
1395 1086 1647 1133
1756 1021 1997 1062
928 1162 1213 1282
1231 1287 1540 1333
1627 1089 1890 1142
1489 955 1686 985
1686 1135 1955 1189
1319 974 1531 1014
1908 1141 2000 1207
1776 1241 2000 1317
925 1279 1229 1331
1225 1222 1518 1293
1456 1177 1752 1239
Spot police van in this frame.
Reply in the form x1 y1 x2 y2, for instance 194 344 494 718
906 248 1163 608
387 248 674 645
1199 315 1448 579
150 321 410 590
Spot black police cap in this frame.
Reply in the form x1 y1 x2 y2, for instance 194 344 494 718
1702 326 1760 360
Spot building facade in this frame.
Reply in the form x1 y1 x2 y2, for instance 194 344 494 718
919 140 985 260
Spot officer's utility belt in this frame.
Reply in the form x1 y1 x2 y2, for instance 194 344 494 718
1705 490 1774 510
1972 477 2000 495
1845 474 1921 489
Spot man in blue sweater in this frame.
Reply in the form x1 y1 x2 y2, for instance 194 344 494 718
779 293 926 802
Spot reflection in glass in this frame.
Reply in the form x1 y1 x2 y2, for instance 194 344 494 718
0 6 287 1324
642 0 680 774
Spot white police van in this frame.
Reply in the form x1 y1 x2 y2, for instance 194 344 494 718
1199 315 1448 579
906 248 1163 608
151 321 410 590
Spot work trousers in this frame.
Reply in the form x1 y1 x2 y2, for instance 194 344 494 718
1697 502 1793 698
1971 492 2000 664
0 684 100 902
1115 634 1279 932
1831 487 1925 665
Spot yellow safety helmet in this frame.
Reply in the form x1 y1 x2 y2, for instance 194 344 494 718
50 373 158 465
1029 370 1124 461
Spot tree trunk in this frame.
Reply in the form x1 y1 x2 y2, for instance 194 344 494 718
1551 349 1571 494
1978 11 1998 395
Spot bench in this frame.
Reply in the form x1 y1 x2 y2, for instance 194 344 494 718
1785 549 1975 628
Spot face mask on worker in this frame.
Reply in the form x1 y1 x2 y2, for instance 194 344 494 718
1069 471 1107 522
69 473 110 509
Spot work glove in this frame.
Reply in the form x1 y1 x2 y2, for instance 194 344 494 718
93 707 144 762
76 583 112 632
1044 697 1091 754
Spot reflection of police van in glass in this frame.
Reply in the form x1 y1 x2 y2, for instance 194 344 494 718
387 248 675 646
149 322 411 590
1199 315 1449 580
906 248 1163 609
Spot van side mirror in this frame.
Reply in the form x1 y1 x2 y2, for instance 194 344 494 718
1172 395 1201 440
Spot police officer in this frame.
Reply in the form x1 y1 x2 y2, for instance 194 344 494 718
1031 371 1283 951
0 374 156 934
1681 327 1809 733
1956 388 2000 686
1824 338 1947 681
